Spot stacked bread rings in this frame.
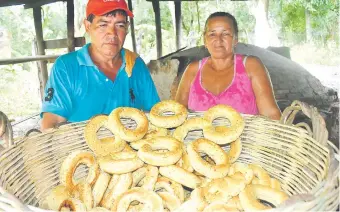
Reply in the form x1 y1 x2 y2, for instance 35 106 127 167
45 101 289 212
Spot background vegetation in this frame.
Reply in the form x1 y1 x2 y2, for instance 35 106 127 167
0 0 339 118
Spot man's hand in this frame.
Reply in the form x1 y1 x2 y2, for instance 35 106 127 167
41 112 67 132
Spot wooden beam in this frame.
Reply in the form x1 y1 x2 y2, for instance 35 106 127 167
127 0 137 52
44 37 85 49
174 1 181 50
0 55 59 66
67 0 75 52
152 0 162 58
33 6 49 101
24 0 65 9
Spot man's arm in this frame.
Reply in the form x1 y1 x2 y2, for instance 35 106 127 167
41 112 67 132
245 56 281 120
40 57 73 130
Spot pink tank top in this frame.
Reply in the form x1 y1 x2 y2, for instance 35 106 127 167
188 54 259 114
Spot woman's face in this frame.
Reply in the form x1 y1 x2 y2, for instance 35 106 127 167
204 16 237 59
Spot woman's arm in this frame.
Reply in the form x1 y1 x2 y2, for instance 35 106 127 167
245 56 281 120
175 62 199 108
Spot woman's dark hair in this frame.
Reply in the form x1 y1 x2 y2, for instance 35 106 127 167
87 10 128 23
204 12 238 39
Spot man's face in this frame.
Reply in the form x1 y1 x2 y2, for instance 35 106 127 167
85 12 129 58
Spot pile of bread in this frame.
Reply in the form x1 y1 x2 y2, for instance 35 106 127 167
44 100 288 212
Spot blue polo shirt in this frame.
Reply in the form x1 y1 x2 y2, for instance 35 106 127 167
41 43 160 122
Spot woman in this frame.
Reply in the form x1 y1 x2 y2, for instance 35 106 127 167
175 12 281 120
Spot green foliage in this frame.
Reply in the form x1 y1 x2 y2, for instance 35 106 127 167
280 0 339 45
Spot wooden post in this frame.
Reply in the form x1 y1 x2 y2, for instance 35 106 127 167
67 0 75 52
152 0 162 58
33 6 48 101
127 0 137 52
174 1 181 50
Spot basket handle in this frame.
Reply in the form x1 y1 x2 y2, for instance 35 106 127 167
280 100 328 146
0 111 14 150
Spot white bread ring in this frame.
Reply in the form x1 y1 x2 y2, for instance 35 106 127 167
72 181 93 210
175 146 193 172
270 178 282 190
45 185 72 211
239 184 289 211
149 100 188 128
59 151 100 189
172 117 210 141
159 165 201 189
154 177 185 203
226 196 243 211
203 177 245 203
203 104 245 144
58 198 87 211
203 201 240 212
189 188 208 211
228 138 242 163
157 191 181 211
108 107 148 142
144 124 168 139
92 172 111 207
248 164 271 186
123 143 135 152
100 173 133 209
132 165 159 190
111 187 164 212
228 162 254 184
138 136 183 166
187 138 230 179
98 151 144 174
84 114 126 156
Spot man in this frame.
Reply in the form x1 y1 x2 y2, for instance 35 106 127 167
41 0 160 131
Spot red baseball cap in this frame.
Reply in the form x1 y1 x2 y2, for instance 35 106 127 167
86 0 134 18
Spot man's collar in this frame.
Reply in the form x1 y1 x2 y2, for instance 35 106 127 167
77 43 126 67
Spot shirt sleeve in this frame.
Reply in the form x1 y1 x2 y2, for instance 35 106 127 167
132 57 160 111
41 57 73 119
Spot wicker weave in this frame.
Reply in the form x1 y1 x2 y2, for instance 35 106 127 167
0 101 338 211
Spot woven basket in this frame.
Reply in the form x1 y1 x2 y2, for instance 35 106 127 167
0 100 338 211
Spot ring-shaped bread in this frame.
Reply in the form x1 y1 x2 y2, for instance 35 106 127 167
85 115 126 156
172 117 210 141
157 191 181 211
144 124 168 139
72 181 93 210
159 165 202 189
100 173 133 209
203 201 240 212
137 136 183 166
111 187 164 212
154 177 185 203
45 185 72 211
187 138 230 179
92 172 111 207
248 164 271 186
59 151 100 190
239 184 288 211
149 100 188 128
132 164 159 191
58 198 87 211
108 107 148 142
98 151 144 174
228 162 254 184
203 104 245 144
